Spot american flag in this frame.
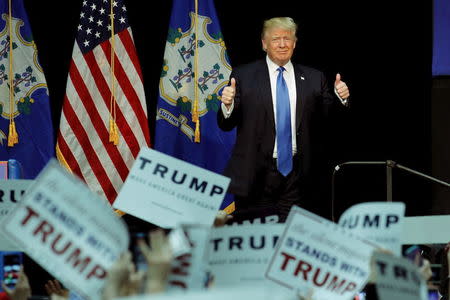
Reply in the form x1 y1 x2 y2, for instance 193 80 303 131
56 0 150 203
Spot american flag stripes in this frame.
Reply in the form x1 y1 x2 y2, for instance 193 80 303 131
56 0 150 203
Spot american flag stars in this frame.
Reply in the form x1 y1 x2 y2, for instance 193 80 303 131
77 0 128 53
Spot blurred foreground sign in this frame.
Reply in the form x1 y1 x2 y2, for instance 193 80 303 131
266 206 376 300
0 180 32 251
338 202 405 256
115 285 281 300
208 224 283 287
373 251 427 300
0 159 129 300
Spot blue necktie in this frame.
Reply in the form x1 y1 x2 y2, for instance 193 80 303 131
276 66 293 176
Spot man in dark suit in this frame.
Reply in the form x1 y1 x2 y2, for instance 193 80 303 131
217 17 349 221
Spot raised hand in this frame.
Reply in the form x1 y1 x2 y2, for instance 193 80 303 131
138 229 172 294
44 279 68 297
221 78 236 109
335 73 350 100
2 266 31 300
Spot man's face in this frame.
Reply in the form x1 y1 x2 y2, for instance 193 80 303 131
262 27 296 66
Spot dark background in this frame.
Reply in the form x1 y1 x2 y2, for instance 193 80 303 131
16 0 450 295
27 0 435 216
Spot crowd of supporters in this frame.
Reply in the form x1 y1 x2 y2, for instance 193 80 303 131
0 212 448 300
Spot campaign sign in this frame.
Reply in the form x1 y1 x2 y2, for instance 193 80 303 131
402 215 450 244
266 206 376 300
115 286 276 300
373 251 427 300
0 180 32 251
338 202 405 256
168 224 211 291
0 159 129 300
208 224 283 286
113 147 230 228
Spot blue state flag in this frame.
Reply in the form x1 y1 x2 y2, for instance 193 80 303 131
155 0 236 212
432 0 450 76
0 0 54 179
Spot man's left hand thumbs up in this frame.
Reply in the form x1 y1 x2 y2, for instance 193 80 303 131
334 73 350 100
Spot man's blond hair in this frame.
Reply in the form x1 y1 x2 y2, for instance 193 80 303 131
261 17 298 40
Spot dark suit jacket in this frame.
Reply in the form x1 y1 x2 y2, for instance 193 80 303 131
218 59 346 203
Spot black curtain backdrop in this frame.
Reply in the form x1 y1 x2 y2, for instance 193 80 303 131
23 0 433 217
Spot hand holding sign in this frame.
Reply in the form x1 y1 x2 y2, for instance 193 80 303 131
418 259 432 281
2 266 31 300
214 210 233 227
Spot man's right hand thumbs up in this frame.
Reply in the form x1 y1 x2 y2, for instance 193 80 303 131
221 78 236 109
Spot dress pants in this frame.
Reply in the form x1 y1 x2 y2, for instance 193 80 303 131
236 155 300 223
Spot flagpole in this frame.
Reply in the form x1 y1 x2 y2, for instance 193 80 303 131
7 0 18 146
109 0 119 145
193 0 200 143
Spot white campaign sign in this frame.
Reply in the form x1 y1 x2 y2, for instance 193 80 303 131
402 215 450 244
266 206 376 300
0 160 129 300
168 225 211 291
115 285 288 300
208 224 284 286
0 180 32 251
113 147 230 228
373 251 427 300
338 202 405 256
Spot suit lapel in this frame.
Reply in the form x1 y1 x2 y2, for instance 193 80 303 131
294 64 306 132
257 61 275 133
